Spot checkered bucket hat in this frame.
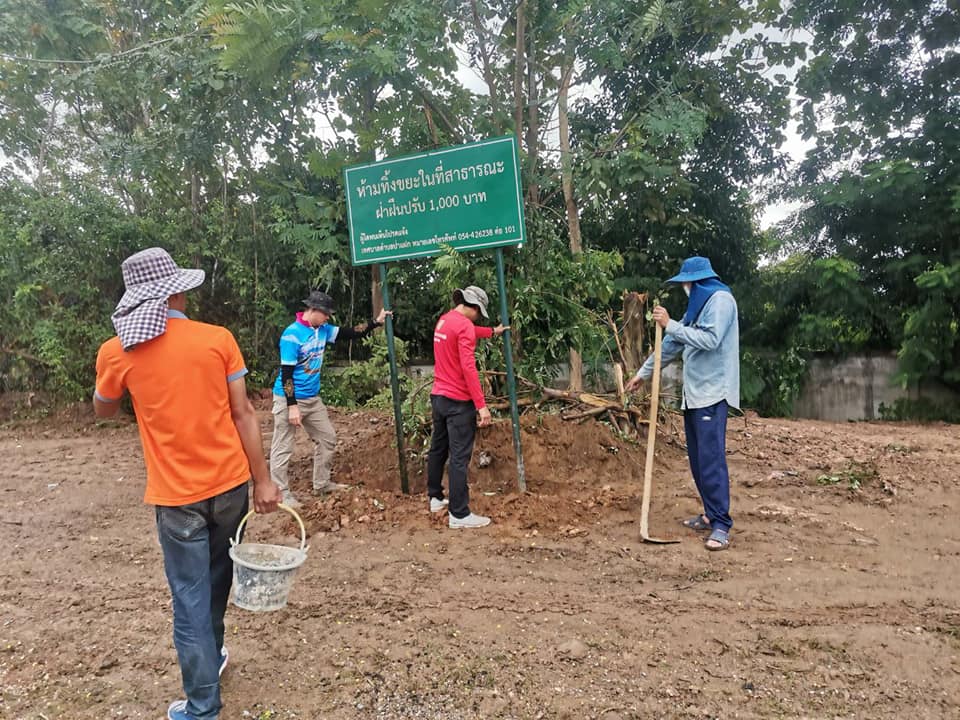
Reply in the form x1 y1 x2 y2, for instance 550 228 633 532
111 248 205 350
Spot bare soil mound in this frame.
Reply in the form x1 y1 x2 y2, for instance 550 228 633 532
290 409 683 539
2 404 958 719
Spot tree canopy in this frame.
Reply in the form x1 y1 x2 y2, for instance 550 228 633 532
0 0 956 418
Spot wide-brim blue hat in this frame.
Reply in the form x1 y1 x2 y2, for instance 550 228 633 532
667 256 719 283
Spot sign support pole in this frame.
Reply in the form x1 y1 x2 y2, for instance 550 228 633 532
378 263 409 494
494 248 526 492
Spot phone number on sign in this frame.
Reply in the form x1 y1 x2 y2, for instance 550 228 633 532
456 229 494 241
456 225 517 241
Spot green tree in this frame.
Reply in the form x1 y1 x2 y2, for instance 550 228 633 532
779 0 960 398
897 262 960 392
574 0 797 303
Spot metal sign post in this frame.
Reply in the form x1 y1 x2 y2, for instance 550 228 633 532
495 248 526 491
378 262 409 494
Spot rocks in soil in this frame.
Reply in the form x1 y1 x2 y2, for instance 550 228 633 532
556 638 588 660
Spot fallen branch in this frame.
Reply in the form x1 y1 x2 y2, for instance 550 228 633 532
607 410 625 435
1 346 45 364
606 308 628 370
480 370 539 389
626 406 651 423
488 397 536 411
613 363 626 407
541 387 613 407
407 377 435 415
561 406 608 421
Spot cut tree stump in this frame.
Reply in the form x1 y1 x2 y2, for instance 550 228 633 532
622 291 648 373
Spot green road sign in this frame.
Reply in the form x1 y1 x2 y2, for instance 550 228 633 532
344 136 525 266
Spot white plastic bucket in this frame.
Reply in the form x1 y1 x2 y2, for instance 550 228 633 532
229 503 308 612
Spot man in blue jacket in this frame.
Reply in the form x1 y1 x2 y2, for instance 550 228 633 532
626 257 740 551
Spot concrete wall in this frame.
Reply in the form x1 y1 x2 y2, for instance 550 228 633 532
793 353 956 422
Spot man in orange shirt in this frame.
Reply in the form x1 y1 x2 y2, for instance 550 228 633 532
93 248 280 720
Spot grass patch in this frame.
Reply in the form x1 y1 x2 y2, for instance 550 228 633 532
816 461 879 492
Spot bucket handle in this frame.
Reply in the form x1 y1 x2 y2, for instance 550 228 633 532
231 503 308 553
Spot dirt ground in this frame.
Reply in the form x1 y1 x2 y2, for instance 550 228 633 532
1 397 959 720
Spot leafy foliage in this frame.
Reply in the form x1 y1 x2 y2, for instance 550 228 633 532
323 332 411 408
773 0 960 417
879 398 960 424
0 180 145 395
1 0 953 424
896 262 960 392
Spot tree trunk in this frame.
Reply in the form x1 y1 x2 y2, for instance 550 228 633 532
559 64 581 254
253 204 260 357
357 82 382 323
622 291 648 372
568 349 584 392
348 267 356 361
371 265 383 318
524 4 539 207
35 102 59 191
191 171 201 229
423 104 439 145
559 59 583 391
470 0 502 130
513 1 526 150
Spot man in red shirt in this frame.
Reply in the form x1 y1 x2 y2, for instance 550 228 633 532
427 286 507 528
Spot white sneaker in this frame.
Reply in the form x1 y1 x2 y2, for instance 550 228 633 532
448 512 491 529
429 497 449 513
281 492 301 509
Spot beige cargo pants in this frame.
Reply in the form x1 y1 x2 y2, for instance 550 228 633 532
269 395 337 492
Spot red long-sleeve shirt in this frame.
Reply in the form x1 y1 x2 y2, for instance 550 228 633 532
431 310 492 409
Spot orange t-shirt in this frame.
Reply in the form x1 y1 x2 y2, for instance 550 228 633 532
95 315 251 506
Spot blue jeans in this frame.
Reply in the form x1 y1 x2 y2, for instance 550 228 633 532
156 482 249 720
684 401 733 532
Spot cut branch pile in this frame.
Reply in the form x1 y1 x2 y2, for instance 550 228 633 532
483 373 660 439
408 290 684 442
481 290 669 439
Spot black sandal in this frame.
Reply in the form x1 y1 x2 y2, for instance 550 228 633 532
681 514 711 532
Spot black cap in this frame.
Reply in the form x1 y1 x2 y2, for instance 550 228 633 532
303 290 335 314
